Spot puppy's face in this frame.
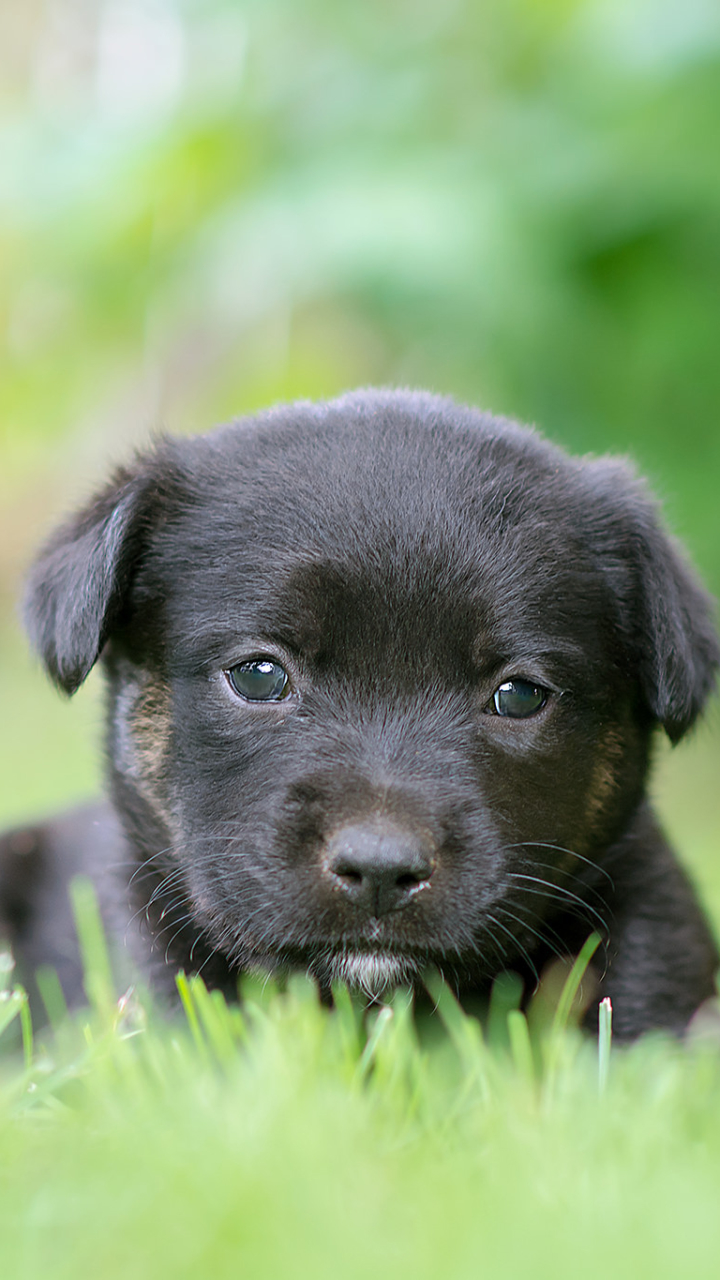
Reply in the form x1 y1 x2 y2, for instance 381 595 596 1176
26 392 718 996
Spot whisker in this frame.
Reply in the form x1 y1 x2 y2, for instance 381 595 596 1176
508 863 611 921
157 912 210 961
484 912 539 983
505 872 610 936
495 903 566 964
506 841 615 888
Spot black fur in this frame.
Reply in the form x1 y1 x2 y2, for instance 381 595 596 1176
2 390 718 1037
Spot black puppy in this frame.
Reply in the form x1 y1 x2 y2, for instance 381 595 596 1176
1 390 718 1037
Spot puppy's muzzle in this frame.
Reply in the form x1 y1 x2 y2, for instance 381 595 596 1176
324 821 435 917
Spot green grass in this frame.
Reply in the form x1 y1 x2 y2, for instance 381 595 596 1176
2 893 720 1280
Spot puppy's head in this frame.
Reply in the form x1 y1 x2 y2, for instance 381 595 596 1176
24 391 719 995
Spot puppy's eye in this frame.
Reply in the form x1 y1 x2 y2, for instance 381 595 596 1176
226 659 290 702
490 679 547 719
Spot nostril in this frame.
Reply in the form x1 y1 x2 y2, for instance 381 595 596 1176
396 871 424 889
333 861 363 885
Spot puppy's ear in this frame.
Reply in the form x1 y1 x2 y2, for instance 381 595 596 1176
585 459 719 743
23 459 164 695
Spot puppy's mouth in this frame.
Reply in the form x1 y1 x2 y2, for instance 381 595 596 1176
313 950 422 998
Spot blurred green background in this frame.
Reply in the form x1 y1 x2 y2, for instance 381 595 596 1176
0 0 718 918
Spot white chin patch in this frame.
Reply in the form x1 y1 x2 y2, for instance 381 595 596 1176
329 952 418 998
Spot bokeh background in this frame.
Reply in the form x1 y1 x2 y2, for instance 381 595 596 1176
1 0 718 920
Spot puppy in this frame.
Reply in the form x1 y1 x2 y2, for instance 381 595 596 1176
1 390 718 1038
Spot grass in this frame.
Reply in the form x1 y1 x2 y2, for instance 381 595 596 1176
2 891 720 1280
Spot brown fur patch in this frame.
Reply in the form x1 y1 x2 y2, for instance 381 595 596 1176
128 675 172 809
585 728 624 828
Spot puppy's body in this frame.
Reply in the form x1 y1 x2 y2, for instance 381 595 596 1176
2 391 718 1036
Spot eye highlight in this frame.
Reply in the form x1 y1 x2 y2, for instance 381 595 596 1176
489 679 548 719
226 659 290 703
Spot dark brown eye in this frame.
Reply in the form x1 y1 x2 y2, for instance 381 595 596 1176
491 679 547 719
226 659 290 702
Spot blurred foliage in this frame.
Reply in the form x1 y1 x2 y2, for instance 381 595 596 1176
0 0 718 860
3 931 720 1280
2 0 720 549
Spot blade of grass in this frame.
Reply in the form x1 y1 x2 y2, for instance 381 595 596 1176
0 987 27 1040
487 971 524 1050
598 996 613 1094
423 970 489 1101
70 876 115 1019
364 988 418 1105
356 1004 394 1081
551 933 602 1037
35 964 70 1031
507 1008 535 1086
331 982 363 1065
180 974 245 1066
176 971 209 1060
19 988 33 1069
541 934 603 1105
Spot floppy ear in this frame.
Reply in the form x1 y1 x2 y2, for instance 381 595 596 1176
584 458 719 744
23 462 159 696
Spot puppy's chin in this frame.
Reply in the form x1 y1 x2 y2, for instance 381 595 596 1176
318 951 421 999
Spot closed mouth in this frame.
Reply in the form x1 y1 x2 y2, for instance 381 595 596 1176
320 950 421 997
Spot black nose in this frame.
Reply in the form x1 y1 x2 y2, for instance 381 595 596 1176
325 823 435 917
